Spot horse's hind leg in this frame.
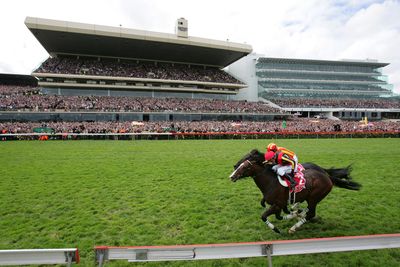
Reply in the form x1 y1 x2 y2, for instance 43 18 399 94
305 202 316 221
288 200 319 234
304 188 330 221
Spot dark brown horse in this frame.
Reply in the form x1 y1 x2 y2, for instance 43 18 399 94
229 149 361 234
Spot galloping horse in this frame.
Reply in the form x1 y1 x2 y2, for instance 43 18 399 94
229 149 361 234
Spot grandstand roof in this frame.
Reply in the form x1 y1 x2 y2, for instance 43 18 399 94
0 73 38 86
258 57 389 67
25 17 252 68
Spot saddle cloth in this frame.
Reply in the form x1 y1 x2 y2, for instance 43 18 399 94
279 163 306 193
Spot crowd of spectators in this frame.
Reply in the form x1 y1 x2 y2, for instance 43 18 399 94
1 118 398 135
0 85 40 96
0 85 280 113
34 57 242 84
270 97 400 109
3 85 400 113
2 85 400 136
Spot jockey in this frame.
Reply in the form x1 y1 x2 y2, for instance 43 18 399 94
265 143 298 189
266 143 298 172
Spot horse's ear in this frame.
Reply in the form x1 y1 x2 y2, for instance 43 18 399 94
250 149 259 155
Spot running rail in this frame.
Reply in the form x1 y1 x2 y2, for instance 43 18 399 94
0 248 79 266
95 233 400 267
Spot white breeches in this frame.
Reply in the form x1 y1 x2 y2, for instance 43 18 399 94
276 165 292 176
273 155 298 176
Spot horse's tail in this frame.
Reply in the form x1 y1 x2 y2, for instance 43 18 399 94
324 165 361 191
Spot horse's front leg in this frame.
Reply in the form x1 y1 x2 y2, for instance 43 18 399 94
288 200 318 234
261 204 282 234
260 197 266 208
288 207 309 234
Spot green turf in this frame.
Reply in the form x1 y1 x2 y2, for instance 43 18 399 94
1 139 399 266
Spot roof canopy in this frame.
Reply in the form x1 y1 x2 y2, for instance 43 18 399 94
25 17 252 67
0 73 38 86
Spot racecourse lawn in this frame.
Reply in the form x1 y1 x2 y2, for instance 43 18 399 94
0 138 399 267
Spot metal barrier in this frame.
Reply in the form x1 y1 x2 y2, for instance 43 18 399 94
95 233 400 267
0 248 79 266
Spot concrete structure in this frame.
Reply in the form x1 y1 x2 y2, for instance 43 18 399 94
175 18 188 38
229 55 393 101
228 55 397 120
25 17 251 68
227 53 261 102
256 57 392 99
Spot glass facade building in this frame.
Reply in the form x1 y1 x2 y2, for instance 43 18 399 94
256 57 393 99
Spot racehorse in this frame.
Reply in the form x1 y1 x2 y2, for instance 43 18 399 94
229 149 361 234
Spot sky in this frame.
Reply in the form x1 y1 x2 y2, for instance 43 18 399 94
1 0 399 94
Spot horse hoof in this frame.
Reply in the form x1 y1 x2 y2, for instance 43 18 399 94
273 228 281 234
288 229 295 234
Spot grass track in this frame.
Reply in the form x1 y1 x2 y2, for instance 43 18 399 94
0 139 399 266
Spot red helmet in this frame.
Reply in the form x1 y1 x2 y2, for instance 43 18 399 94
267 143 277 152
264 151 275 161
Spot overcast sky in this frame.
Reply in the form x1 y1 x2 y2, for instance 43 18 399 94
1 0 399 94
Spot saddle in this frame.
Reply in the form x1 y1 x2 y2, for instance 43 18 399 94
277 163 306 193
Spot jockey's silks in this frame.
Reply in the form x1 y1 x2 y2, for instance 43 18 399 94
277 146 296 158
277 152 296 169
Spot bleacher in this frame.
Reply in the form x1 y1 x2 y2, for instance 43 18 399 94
35 56 243 85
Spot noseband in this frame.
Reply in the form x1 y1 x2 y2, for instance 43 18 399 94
234 160 253 174
238 160 253 169
245 160 253 166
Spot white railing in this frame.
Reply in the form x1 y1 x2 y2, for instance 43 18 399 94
95 234 400 267
0 248 79 266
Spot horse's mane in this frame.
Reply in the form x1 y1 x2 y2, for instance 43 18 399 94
249 149 265 164
248 149 276 174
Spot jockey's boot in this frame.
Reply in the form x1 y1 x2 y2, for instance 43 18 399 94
285 172 296 190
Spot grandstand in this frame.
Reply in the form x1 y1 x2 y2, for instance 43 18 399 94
229 55 399 120
256 57 393 98
26 16 250 99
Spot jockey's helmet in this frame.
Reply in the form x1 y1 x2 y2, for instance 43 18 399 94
264 151 275 161
267 143 277 152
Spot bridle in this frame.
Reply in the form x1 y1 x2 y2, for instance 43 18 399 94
230 159 255 180
237 159 254 169
244 159 253 166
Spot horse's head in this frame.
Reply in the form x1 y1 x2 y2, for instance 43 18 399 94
230 149 265 182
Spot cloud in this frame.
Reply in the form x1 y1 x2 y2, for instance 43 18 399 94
250 0 400 93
